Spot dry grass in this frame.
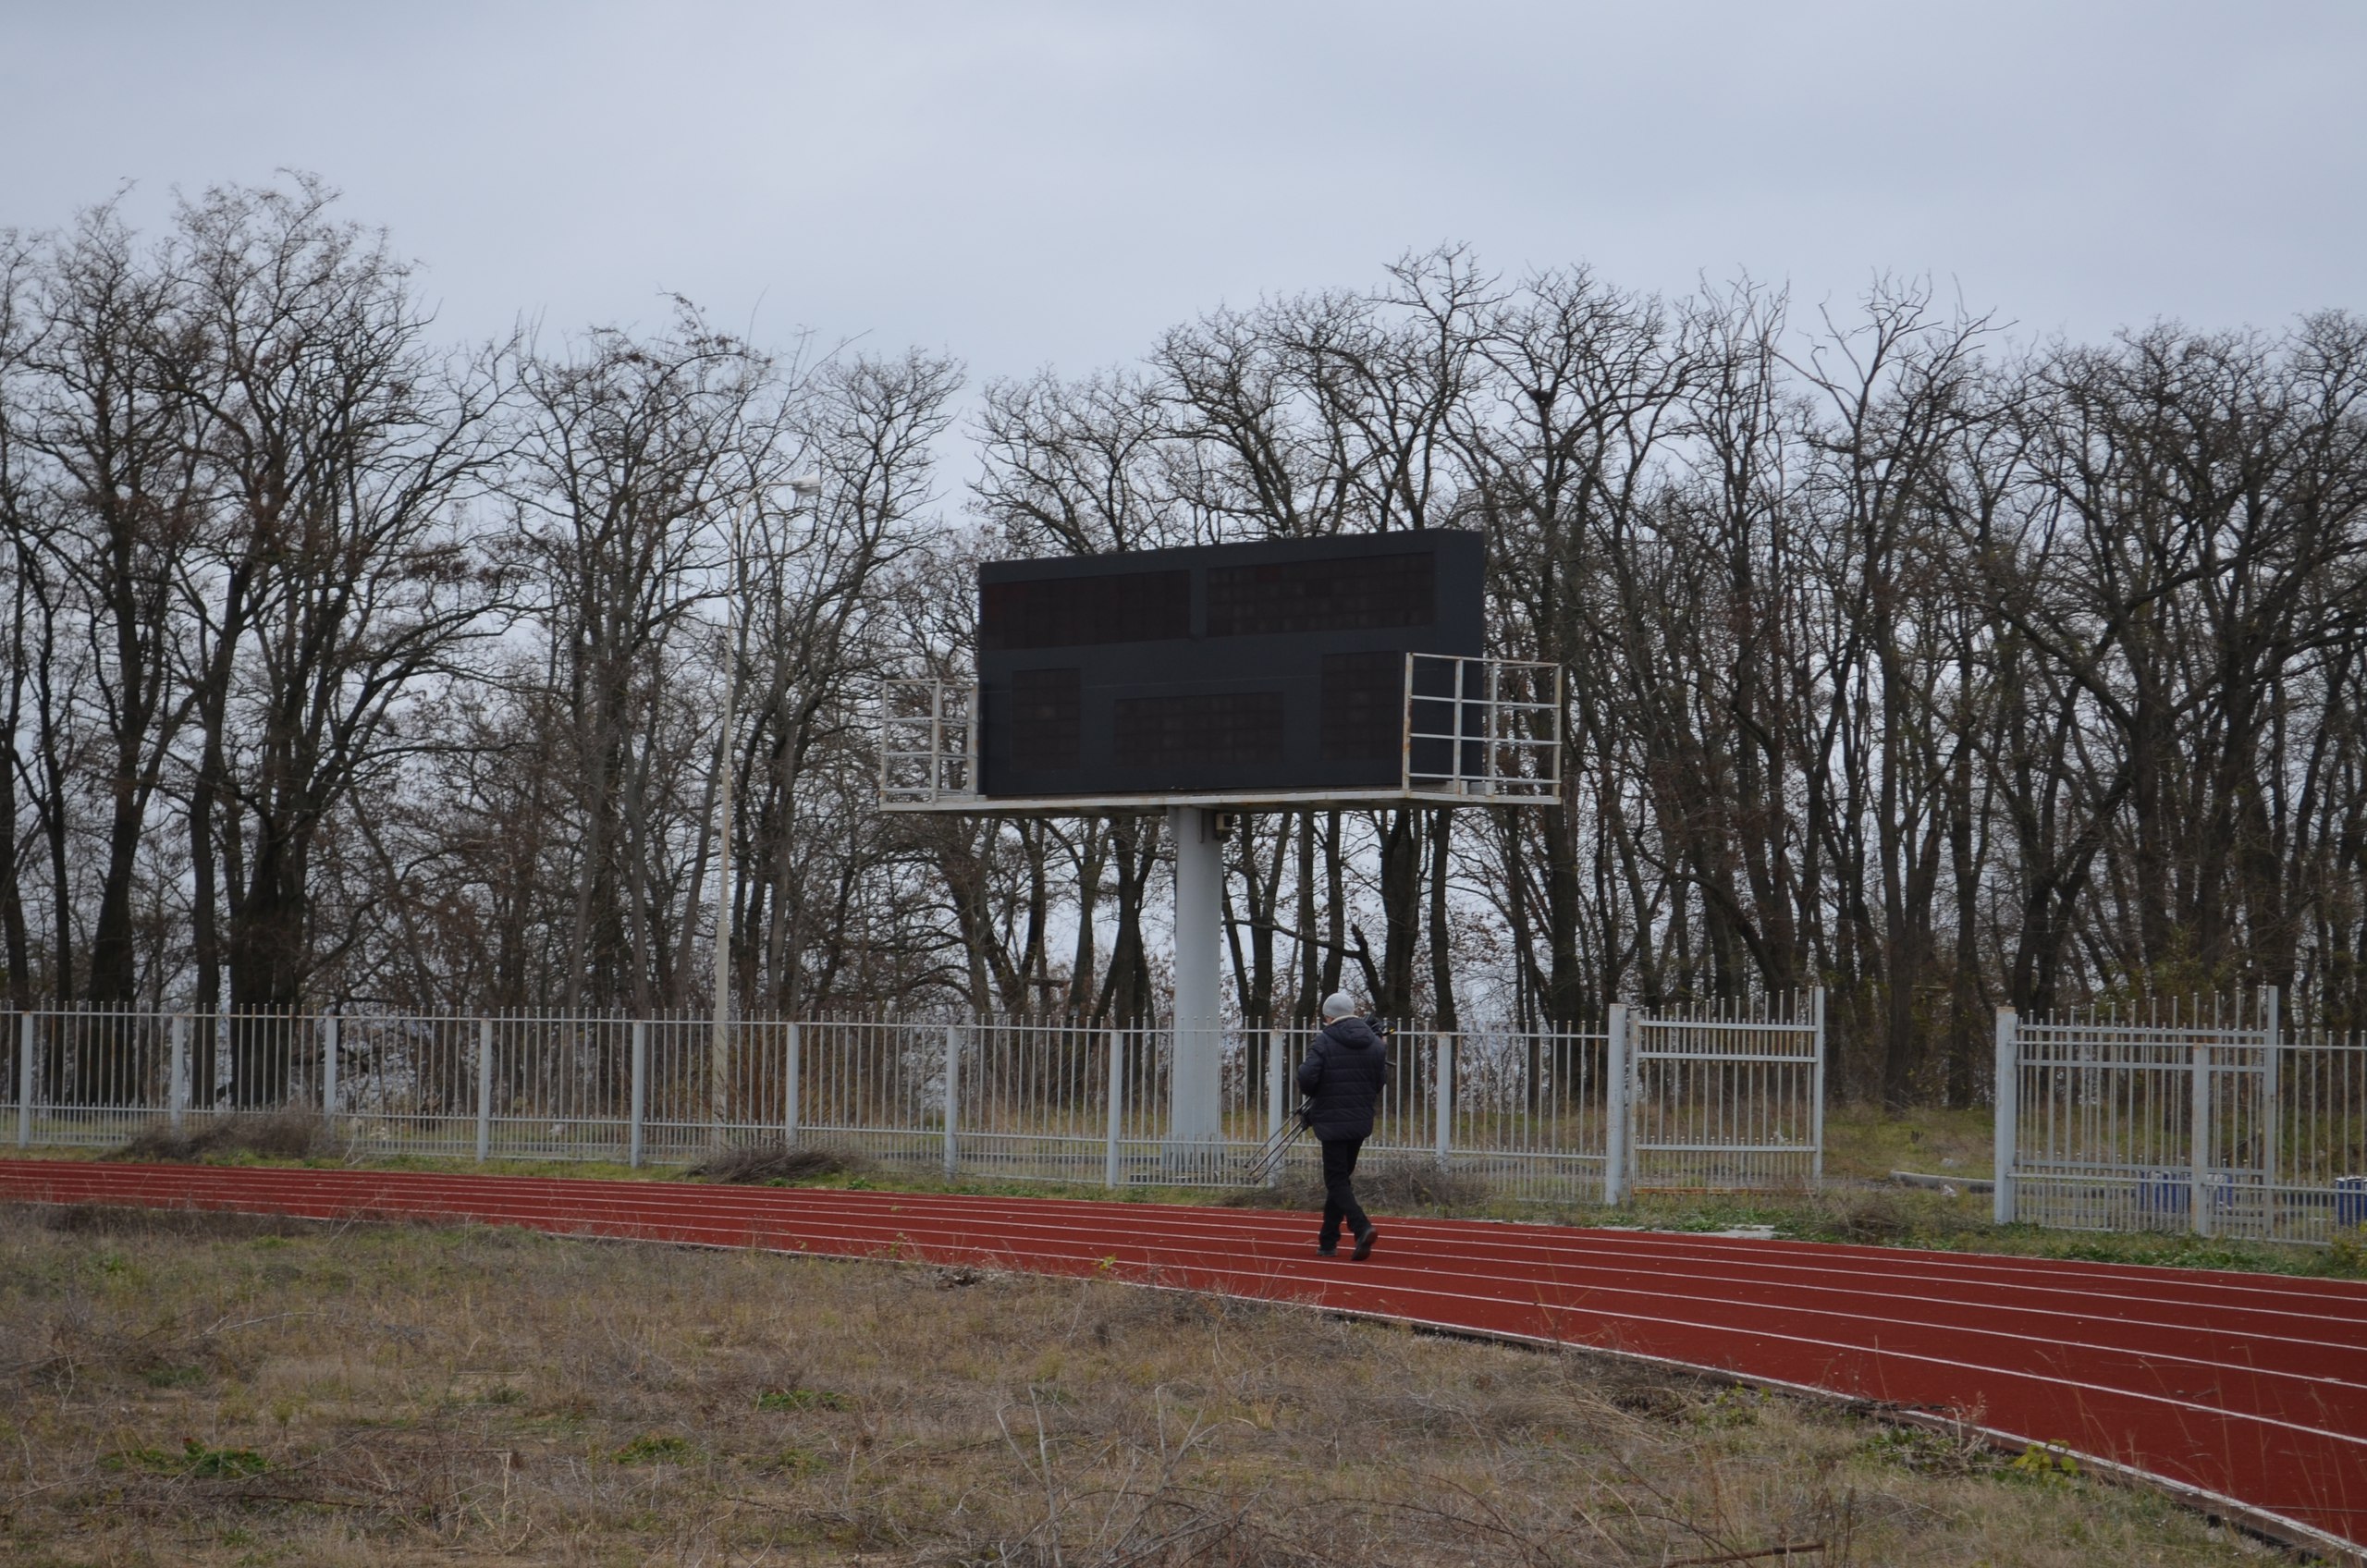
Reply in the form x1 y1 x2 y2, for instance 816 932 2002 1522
0 1205 2298 1566
686 1142 870 1185
107 1109 328 1165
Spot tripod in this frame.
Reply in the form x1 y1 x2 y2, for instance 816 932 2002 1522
1248 1100 1313 1183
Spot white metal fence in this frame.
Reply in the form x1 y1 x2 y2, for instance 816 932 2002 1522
1995 991 2367 1244
1 996 1827 1202
1614 991 1824 1197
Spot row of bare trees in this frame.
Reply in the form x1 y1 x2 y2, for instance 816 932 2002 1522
5 186 2363 1104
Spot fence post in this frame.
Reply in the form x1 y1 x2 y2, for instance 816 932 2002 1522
1993 1008 2017 1225
942 1019 963 1181
18 1013 34 1147
322 1014 339 1130
783 1021 801 1147
1265 1027 1285 1185
1604 1002 1631 1206
169 1015 189 1133
2190 1024 2215 1238
629 1020 648 1169
475 1018 494 1164
1809 987 1827 1185
1433 1030 1453 1169
2261 986 2280 1202
1104 1029 1125 1190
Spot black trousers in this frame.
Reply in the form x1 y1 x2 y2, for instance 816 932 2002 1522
1318 1135 1370 1247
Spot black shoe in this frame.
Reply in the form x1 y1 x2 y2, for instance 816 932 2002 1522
1352 1228 1378 1262
1316 1242 1338 1257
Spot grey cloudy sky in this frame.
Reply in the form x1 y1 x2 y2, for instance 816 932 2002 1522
5 1 2362 386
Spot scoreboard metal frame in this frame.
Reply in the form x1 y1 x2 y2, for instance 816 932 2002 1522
877 530 1558 813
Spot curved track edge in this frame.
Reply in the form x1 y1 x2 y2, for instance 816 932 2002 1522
2 1159 2358 1564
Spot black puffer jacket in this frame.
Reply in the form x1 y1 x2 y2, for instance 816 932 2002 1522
1296 1017 1392 1141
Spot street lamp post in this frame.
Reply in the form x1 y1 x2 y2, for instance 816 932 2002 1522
711 470 823 1141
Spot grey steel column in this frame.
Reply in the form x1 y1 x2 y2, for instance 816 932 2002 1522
1167 806 1223 1146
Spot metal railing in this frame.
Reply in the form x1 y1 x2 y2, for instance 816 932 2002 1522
1403 654 1562 801
1 998 1809 1202
1615 989 1824 1196
878 678 977 804
1995 990 2367 1245
877 654 1564 809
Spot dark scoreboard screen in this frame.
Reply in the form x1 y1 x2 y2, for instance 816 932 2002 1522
977 531 1484 798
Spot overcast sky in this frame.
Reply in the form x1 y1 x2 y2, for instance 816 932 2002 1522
6 1 2362 389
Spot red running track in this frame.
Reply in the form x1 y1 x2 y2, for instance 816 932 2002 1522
4 1159 2362 1559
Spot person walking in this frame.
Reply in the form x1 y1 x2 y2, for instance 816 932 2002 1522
1297 991 1392 1259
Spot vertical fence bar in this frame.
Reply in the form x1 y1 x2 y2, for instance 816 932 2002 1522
2190 1029 2214 1238
1809 986 1826 1185
783 1020 801 1146
169 1015 189 1133
1993 1007 2017 1224
1604 1002 1631 1205
629 1020 648 1169
1434 1030 1453 1168
475 1018 494 1163
1104 1027 1124 1190
942 1019 963 1180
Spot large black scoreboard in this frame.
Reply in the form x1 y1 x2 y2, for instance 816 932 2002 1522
977 531 1484 798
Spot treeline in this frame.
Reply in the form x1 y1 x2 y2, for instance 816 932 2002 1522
5 182 2364 1103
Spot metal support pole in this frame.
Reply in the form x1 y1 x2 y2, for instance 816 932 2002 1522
2191 1025 2215 1238
1433 1030 1453 1168
2261 986 2280 1204
942 1020 963 1181
169 1015 189 1133
18 1013 35 1147
1809 986 1827 1185
1265 1027 1285 1171
475 1018 494 1164
1104 1029 1125 1190
711 507 746 1145
322 1014 339 1128
1993 1008 2017 1225
629 1021 648 1169
1604 1002 1631 1206
783 1021 801 1147
1167 806 1222 1145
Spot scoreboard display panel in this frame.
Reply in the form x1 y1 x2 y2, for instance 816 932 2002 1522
977 530 1484 798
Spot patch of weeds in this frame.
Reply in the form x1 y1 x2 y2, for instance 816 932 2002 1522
107 1439 270 1477
1689 1387 1771 1429
2005 1441 2082 1484
479 1383 527 1405
183 1439 270 1478
755 1387 852 1413
144 1364 209 1390
687 1141 870 1184
761 1446 831 1476
101 1446 184 1475
613 1434 693 1464
111 1109 325 1164
1859 1425 1989 1477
